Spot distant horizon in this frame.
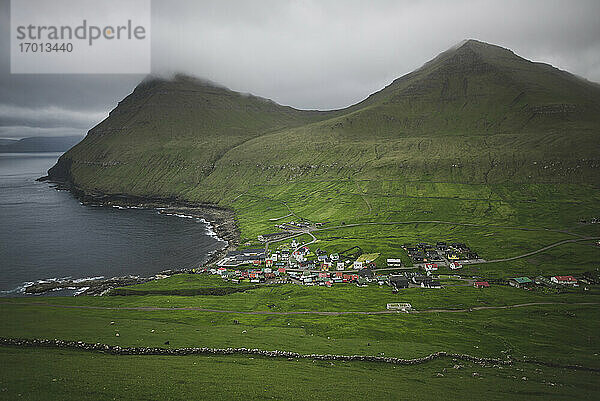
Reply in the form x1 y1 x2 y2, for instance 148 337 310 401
0 134 85 141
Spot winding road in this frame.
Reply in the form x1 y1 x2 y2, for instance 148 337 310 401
265 217 599 264
479 237 599 263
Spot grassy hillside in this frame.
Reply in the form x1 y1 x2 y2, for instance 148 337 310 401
41 39 600 280
7 39 600 401
49 40 600 203
1 288 600 400
49 75 334 198
197 40 600 200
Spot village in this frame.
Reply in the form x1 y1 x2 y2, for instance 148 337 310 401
200 222 588 295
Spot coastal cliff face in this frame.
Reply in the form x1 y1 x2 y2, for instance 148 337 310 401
48 40 600 205
48 74 333 202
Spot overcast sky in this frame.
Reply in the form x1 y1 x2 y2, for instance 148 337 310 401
1 0 600 139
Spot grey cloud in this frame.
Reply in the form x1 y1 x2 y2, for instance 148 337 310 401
0 0 599 135
148 0 600 109
0 104 106 129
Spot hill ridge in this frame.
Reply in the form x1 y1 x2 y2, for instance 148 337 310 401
47 39 600 202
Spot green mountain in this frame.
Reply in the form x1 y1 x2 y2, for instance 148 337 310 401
48 40 600 204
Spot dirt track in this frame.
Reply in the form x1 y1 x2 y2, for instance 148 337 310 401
1 301 597 315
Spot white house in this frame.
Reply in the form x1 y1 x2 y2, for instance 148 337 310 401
551 276 578 285
386 258 403 267
353 261 363 270
386 303 412 312
294 253 306 262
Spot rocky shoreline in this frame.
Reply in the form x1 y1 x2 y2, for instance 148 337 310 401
22 269 210 296
31 176 241 295
24 276 153 296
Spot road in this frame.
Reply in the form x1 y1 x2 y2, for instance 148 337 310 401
472 237 599 264
1 301 597 316
267 219 598 265
311 220 589 238
254 199 599 269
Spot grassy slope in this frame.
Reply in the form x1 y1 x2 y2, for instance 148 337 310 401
3 348 598 401
1 294 599 367
46 42 600 276
51 40 600 201
51 75 334 198
1 286 600 399
4 278 600 313
14 40 599 399
191 40 600 203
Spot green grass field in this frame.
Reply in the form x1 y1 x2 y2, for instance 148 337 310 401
9 40 600 399
2 283 599 365
1 289 599 400
4 278 598 312
3 347 599 401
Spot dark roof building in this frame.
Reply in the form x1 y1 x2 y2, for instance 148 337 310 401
357 268 374 279
389 275 409 288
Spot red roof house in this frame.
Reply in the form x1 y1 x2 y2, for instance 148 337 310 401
551 276 578 285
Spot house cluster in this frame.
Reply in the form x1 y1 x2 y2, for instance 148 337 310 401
212 235 589 295
209 260 449 289
509 275 580 289
215 266 290 283
402 242 479 267
217 249 266 267
213 240 384 287
222 238 379 272
290 268 376 286
202 265 380 287
472 275 582 290
388 272 442 290
275 221 311 231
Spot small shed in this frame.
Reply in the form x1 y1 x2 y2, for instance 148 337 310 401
386 303 412 312
387 258 403 267
509 277 533 288
421 279 442 289
389 275 409 288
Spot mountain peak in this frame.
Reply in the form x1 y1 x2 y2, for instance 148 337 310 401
402 39 521 79
137 73 229 92
455 38 491 47
452 39 519 60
